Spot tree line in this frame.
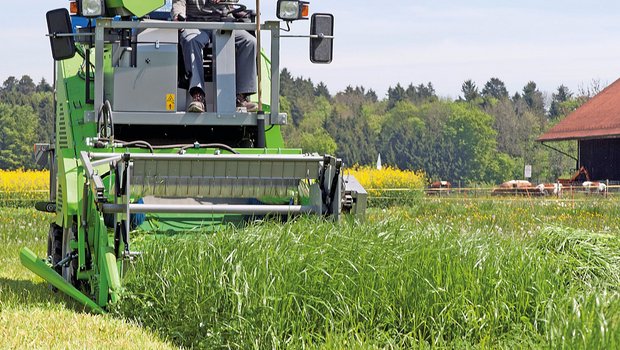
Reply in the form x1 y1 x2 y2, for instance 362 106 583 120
280 69 593 184
0 76 54 169
0 72 592 183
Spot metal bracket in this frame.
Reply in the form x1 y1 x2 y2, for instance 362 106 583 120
80 151 107 203
54 251 78 268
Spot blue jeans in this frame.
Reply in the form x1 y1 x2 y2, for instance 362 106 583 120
179 29 257 95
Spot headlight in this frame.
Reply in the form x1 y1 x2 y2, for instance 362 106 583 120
80 0 104 17
277 0 309 21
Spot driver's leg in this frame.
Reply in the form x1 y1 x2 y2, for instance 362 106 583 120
180 29 211 112
234 30 258 111
234 30 257 95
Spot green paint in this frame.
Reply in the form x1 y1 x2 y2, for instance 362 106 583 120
105 0 165 18
22 11 315 312
19 247 105 314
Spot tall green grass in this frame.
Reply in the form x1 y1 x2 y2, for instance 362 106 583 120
114 198 620 349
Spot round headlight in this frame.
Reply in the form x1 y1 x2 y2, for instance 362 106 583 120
278 2 300 20
82 0 103 17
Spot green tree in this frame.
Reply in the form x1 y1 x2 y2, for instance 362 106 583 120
387 84 406 109
0 103 38 169
297 129 338 155
521 81 545 116
405 82 437 105
314 82 331 100
444 103 503 182
17 75 36 95
31 92 55 144
481 77 509 100
378 101 516 182
378 101 426 170
461 79 480 102
36 78 53 93
548 85 572 119
327 109 377 165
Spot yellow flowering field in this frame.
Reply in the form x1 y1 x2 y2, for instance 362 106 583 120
346 165 426 190
346 166 426 206
0 170 49 206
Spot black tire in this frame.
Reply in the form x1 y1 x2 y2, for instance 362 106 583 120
62 221 82 289
47 223 63 291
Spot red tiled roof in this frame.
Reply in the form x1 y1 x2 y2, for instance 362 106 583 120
538 78 620 141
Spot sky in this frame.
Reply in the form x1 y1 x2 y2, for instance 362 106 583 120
3 0 620 99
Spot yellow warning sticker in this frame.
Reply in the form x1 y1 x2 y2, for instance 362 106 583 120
166 93 175 111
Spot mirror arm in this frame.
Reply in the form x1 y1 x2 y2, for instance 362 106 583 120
280 34 334 39
46 33 95 38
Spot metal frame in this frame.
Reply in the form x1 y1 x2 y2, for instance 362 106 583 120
83 110 287 125
84 152 325 162
101 203 314 215
79 151 343 220
80 151 330 210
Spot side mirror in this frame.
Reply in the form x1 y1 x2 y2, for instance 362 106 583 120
33 143 51 167
46 8 76 61
310 13 334 64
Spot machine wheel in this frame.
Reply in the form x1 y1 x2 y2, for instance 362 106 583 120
47 223 63 291
62 222 82 289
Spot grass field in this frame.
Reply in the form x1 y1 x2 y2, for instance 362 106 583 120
1 197 620 349
0 207 176 349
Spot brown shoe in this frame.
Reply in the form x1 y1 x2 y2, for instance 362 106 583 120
236 94 258 112
188 90 205 113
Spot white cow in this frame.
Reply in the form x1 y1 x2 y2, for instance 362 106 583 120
554 183 564 196
536 183 563 196
582 181 607 194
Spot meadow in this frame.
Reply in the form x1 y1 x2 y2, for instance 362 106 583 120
112 199 620 349
1 170 620 348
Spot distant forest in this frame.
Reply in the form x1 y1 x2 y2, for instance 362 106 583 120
0 71 597 183
280 70 595 183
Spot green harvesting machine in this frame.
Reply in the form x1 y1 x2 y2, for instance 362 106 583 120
21 0 367 313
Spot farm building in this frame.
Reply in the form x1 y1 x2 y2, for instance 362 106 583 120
538 79 620 181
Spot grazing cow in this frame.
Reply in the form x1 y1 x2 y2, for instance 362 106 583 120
492 180 534 196
582 181 607 194
499 180 532 189
427 180 452 195
536 183 563 196
430 181 452 189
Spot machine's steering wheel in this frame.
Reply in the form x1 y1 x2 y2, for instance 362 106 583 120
219 2 248 16
218 1 248 18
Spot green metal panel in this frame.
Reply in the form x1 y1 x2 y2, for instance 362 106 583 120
105 0 165 18
266 126 285 148
19 247 105 314
101 245 121 305
60 154 80 214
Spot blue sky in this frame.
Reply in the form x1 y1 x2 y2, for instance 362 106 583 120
4 0 620 98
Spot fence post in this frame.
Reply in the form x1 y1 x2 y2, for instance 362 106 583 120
606 179 609 198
